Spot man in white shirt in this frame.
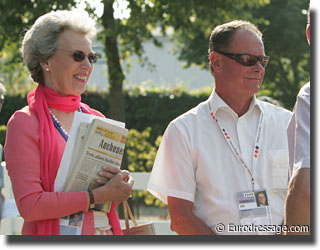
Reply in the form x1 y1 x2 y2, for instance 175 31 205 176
284 6 310 235
148 20 292 235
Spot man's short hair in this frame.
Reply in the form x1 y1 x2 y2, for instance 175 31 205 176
208 20 263 76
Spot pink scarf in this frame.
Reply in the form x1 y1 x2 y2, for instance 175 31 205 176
27 84 122 235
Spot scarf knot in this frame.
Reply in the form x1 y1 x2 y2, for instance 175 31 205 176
28 85 81 112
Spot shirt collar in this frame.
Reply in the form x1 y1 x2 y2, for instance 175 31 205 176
208 88 263 116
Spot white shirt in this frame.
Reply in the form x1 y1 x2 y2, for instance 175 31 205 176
287 82 310 177
148 90 292 235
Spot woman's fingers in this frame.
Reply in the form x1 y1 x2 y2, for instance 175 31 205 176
93 172 134 203
96 168 133 187
96 165 121 183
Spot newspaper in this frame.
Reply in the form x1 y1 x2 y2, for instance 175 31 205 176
55 112 125 191
64 118 128 212
63 123 90 187
55 112 128 214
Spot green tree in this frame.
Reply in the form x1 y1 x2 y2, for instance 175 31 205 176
0 0 77 92
1 0 272 116
147 0 309 109
0 0 76 51
0 42 36 94
253 0 310 109
150 0 270 68
1 0 308 110
97 0 270 122
126 127 166 216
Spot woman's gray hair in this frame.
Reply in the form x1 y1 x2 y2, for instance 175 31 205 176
21 10 96 84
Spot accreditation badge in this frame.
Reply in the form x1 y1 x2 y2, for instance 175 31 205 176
237 189 273 235
59 211 84 235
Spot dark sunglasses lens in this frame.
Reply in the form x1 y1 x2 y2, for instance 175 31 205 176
240 55 269 68
240 55 257 66
72 51 98 64
88 54 99 64
73 51 86 62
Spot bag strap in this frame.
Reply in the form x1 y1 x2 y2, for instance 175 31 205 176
123 201 137 234
123 201 130 234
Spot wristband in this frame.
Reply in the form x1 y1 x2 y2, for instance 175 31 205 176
88 190 95 204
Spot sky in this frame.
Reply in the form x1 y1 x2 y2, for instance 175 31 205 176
75 0 130 19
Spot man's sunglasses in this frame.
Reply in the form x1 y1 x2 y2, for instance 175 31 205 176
57 49 99 64
214 50 270 68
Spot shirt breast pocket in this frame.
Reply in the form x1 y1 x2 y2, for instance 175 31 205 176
266 149 289 189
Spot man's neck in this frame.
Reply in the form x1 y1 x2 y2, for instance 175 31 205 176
215 90 253 117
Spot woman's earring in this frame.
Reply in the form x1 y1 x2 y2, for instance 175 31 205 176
45 67 49 72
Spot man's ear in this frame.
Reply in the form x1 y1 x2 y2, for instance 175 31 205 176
210 52 222 72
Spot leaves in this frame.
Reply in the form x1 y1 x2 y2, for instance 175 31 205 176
126 127 166 208
127 127 158 172
255 0 310 109
0 0 77 51
0 0 77 94
1 0 308 110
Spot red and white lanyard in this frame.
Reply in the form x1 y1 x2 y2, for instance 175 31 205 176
209 107 264 191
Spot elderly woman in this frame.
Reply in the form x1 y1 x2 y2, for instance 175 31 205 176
4 10 133 235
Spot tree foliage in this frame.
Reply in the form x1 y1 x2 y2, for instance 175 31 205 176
145 0 310 109
0 0 309 109
150 0 270 68
253 0 310 109
0 0 77 92
0 0 77 51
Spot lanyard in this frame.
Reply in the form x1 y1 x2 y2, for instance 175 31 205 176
209 106 264 190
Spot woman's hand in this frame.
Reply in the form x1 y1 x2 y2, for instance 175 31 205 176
95 165 121 185
92 169 134 204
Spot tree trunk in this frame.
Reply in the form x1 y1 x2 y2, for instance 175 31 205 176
102 0 125 123
101 0 128 169
101 0 128 219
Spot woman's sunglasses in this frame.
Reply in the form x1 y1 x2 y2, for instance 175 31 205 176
57 49 99 64
214 50 270 68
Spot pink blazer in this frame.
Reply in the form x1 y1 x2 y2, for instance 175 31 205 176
4 106 122 235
